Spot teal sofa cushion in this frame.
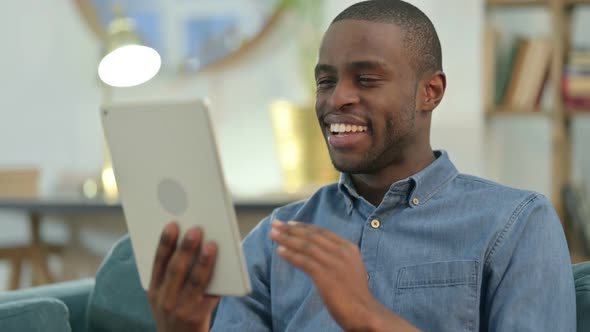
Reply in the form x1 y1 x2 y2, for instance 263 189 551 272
574 261 590 332
0 297 71 332
0 278 93 332
86 235 156 332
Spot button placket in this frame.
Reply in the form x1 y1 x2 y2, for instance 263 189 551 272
361 215 383 295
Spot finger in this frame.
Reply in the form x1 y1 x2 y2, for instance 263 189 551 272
149 222 180 291
182 241 218 301
271 227 336 266
276 245 322 275
271 220 343 252
273 220 348 245
160 227 204 308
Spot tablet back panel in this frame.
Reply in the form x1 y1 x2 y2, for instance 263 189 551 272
101 100 251 296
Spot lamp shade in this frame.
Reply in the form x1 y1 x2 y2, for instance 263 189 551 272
98 12 161 87
98 45 161 87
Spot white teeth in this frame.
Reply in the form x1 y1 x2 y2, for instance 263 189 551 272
330 123 368 134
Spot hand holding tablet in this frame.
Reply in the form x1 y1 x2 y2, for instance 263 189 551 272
148 222 221 332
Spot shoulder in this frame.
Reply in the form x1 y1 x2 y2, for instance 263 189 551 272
450 173 548 212
447 173 558 248
454 173 536 197
451 175 563 266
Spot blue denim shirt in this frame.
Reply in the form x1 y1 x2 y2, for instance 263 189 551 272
212 151 576 331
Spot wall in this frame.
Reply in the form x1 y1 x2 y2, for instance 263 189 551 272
0 0 103 194
0 0 106 289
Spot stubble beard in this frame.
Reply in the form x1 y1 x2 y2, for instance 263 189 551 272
329 100 416 175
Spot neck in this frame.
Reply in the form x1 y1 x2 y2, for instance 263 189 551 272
351 147 436 206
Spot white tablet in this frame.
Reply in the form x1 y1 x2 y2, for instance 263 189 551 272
100 99 251 296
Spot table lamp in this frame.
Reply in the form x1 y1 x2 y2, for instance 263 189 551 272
98 6 161 88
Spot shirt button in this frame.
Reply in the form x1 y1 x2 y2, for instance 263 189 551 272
370 219 381 229
412 198 420 206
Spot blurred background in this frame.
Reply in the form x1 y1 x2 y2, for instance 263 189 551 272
0 0 589 292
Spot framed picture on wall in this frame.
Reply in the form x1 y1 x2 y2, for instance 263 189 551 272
74 0 285 74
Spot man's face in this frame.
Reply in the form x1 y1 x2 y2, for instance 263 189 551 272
315 20 421 174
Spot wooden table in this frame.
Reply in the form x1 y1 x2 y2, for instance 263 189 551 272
0 195 296 289
0 198 123 289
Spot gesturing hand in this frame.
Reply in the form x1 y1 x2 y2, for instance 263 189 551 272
148 222 220 332
270 220 419 332
269 220 379 330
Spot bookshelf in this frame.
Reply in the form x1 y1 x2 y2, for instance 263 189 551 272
565 0 590 5
487 0 590 6
487 0 549 6
484 0 590 228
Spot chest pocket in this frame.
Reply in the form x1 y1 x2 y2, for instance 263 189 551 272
395 260 479 332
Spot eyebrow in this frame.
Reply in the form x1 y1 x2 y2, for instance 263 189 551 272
347 60 390 73
314 60 391 78
314 64 336 78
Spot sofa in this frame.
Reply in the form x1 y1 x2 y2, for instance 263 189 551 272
1 235 589 331
0 235 155 332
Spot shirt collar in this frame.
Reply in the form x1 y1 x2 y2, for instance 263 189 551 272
338 150 458 212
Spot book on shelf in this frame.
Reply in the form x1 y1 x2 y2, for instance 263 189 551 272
564 96 590 111
488 32 552 113
563 74 590 97
563 50 590 112
484 25 497 112
502 37 552 111
493 36 521 107
570 50 590 67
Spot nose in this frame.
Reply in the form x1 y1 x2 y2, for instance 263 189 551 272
327 80 359 110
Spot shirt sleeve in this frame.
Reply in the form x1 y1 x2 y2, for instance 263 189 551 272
482 194 576 331
210 215 274 331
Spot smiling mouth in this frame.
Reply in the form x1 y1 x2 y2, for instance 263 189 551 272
329 123 369 135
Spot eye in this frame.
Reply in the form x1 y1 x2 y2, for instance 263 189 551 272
316 77 336 90
357 75 380 87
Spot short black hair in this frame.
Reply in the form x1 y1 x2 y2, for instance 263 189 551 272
332 0 442 78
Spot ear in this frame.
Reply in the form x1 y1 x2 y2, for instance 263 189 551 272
421 71 446 112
